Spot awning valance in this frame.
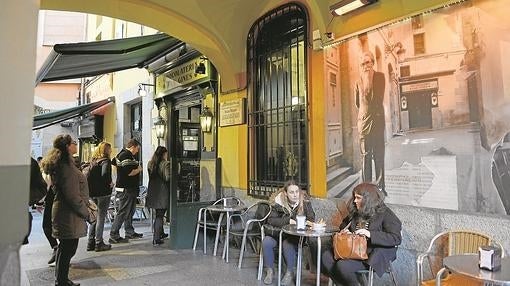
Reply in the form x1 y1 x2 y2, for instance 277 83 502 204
33 97 115 130
35 33 182 85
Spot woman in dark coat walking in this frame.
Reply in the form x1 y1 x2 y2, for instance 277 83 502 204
321 183 402 286
41 135 93 286
146 146 171 245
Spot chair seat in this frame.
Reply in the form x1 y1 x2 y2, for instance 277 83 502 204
421 273 483 286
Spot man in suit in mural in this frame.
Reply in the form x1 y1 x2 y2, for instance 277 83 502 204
355 51 387 195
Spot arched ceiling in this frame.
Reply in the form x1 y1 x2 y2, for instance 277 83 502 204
39 0 452 93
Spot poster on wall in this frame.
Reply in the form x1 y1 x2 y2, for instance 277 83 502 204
324 0 510 215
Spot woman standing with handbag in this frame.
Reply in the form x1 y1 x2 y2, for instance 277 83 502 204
321 183 402 286
146 146 171 245
41 135 94 286
86 141 113 252
262 180 315 285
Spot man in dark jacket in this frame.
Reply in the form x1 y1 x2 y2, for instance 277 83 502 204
109 139 143 243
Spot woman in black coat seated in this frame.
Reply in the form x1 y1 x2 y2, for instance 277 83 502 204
322 183 402 285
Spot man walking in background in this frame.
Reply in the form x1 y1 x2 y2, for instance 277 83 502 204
109 139 143 243
355 51 387 195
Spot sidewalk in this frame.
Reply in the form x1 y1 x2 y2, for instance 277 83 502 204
20 212 322 286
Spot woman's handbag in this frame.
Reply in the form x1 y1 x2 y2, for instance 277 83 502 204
332 222 368 260
87 199 98 224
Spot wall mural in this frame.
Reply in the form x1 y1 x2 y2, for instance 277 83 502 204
325 0 510 215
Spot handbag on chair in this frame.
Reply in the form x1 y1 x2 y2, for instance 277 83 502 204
332 222 368 260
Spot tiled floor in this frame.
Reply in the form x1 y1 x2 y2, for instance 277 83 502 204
20 212 324 286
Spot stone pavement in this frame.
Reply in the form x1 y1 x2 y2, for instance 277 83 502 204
20 211 324 286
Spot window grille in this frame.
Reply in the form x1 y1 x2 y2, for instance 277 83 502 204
247 4 309 198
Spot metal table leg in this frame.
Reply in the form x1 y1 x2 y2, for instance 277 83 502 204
278 230 283 286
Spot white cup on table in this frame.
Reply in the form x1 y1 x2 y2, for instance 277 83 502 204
296 215 306 230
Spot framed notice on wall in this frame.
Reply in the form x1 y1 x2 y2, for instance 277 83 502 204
220 98 246 127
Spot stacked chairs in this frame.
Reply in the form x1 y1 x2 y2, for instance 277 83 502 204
192 196 243 255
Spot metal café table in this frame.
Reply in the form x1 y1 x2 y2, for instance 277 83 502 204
436 254 510 285
204 204 246 263
278 224 337 286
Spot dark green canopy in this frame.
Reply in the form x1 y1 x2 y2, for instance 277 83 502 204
33 97 114 130
36 33 181 85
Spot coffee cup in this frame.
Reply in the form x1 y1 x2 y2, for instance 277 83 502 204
296 215 306 230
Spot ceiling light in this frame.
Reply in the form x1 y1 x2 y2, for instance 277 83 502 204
330 0 378 16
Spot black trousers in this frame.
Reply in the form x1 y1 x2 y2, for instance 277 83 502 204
153 209 167 240
23 211 32 245
360 131 385 192
55 238 79 284
322 248 367 286
43 192 58 249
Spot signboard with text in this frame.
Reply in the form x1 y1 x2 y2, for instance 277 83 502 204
219 98 245 127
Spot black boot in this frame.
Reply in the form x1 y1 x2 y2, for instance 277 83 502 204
48 245 57 264
86 239 95 251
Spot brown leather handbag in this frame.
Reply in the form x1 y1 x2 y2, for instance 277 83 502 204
332 222 368 260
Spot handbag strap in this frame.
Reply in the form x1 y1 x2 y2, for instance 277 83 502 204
341 221 352 231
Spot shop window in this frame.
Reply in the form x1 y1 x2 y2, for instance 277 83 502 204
400 65 411 77
247 4 309 198
412 15 423 30
414 33 426 55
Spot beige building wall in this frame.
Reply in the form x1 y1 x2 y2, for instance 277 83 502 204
32 10 86 158
85 14 158 186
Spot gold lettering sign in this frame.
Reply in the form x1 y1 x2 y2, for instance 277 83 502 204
220 99 245 127
156 58 208 93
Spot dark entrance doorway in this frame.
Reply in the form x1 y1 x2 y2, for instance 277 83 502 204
407 91 432 129
164 93 219 249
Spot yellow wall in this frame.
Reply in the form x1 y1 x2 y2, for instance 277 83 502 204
217 88 248 190
308 50 327 198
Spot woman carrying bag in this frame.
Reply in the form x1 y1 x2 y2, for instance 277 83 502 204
41 134 95 286
146 146 171 246
321 183 402 286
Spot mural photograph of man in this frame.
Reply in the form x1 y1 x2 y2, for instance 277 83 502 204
355 51 386 195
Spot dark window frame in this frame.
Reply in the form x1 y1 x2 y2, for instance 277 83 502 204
247 3 309 198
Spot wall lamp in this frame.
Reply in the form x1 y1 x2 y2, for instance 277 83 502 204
199 106 213 133
138 83 155 97
195 57 207 75
330 0 378 16
153 116 166 139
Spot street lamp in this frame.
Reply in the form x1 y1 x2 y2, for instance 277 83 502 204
154 117 166 139
200 106 213 133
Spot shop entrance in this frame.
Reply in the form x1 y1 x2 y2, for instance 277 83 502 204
165 94 219 249
407 91 432 129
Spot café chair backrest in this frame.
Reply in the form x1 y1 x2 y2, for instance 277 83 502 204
416 229 505 286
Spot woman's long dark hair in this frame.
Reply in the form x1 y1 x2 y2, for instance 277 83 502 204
41 134 73 186
347 183 385 220
148 146 168 175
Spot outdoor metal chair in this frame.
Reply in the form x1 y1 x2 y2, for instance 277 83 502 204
134 186 148 220
224 201 272 269
416 229 505 286
192 196 243 255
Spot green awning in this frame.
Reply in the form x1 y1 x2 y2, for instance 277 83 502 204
36 33 181 85
33 97 114 130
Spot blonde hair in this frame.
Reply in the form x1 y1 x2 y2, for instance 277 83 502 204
92 142 111 160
